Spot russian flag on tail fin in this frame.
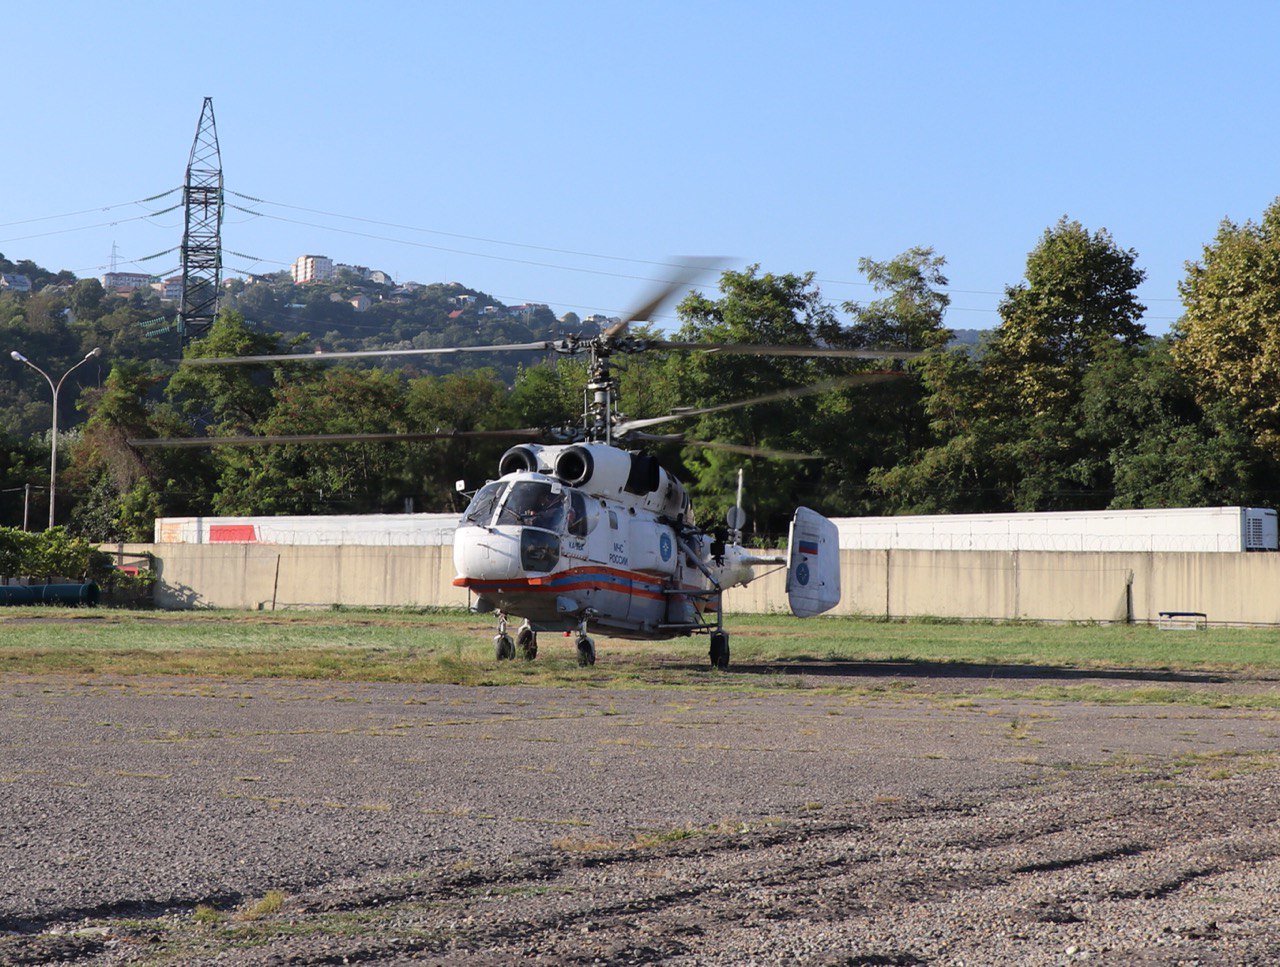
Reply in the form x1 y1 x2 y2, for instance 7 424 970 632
786 507 841 618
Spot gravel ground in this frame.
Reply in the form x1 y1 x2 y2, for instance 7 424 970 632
1 668 1279 964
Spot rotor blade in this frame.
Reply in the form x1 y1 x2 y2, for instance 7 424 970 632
127 428 541 448
179 341 556 367
614 373 902 433
625 430 823 461
603 257 724 339
689 439 826 461
645 340 921 361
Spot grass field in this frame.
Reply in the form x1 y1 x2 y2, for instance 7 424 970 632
2 608 1280 708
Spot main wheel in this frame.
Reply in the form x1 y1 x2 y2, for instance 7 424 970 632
709 631 730 670
576 634 596 667
494 633 515 661
517 625 538 660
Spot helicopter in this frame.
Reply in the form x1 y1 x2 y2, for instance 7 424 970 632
133 265 916 668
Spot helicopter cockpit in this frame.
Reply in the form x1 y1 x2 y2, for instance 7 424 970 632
459 478 592 574
462 479 591 535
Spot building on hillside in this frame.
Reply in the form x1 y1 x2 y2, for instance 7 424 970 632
508 303 548 318
151 276 183 301
0 274 32 292
101 271 156 292
291 255 335 284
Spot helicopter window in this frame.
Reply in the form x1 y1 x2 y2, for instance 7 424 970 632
567 491 588 538
498 481 565 531
461 481 505 526
608 510 619 530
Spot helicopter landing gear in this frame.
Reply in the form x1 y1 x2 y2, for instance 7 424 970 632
574 619 596 667
494 614 516 661
709 630 730 670
516 621 538 661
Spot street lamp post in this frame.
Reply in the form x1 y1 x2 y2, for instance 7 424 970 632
9 348 102 529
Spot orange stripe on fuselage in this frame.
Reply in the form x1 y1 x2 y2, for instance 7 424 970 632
454 563 703 603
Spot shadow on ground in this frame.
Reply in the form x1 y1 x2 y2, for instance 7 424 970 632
671 657 1246 685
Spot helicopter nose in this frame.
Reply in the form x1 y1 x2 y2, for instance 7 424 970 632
453 525 526 581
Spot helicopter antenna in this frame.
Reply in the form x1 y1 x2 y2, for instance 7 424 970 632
730 468 746 544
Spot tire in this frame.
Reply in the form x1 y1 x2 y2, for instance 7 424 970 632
576 635 596 667
709 631 730 670
517 627 538 661
494 634 515 661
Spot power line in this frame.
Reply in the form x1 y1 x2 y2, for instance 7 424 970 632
0 204 181 246
0 188 180 228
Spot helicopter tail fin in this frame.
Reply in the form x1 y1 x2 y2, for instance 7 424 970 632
786 507 841 617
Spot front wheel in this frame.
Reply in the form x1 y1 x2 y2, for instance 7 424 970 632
709 631 730 670
494 633 515 661
576 634 596 667
517 625 538 660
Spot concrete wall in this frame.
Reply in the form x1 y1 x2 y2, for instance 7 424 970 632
106 542 1280 625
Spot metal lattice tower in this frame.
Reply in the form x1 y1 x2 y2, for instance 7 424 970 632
178 97 223 344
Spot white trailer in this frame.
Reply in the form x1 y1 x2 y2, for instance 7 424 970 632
155 513 459 546
832 507 1278 553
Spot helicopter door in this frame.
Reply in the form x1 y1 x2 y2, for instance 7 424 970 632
601 505 637 620
786 507 841 617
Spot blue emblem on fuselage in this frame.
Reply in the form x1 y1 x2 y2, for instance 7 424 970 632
659 532 673 562
795 561 810 586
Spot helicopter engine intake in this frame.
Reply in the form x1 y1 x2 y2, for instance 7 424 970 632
498 445 544 476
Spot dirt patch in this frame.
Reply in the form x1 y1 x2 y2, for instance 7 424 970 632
1 674 1278 963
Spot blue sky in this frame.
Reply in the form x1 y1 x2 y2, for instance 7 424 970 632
6 1 1279 335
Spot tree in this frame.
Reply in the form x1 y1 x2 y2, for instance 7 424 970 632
875 219 1149 513
669 267 849 532
843 247 952 352
1173 196 1280 452
64 362 218 540
405 368 518 506
992 217 1146 421
211 367 412 516
166 310 284 433
1076 337 1274 508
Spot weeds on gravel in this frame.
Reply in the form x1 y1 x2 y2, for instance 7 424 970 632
237 889 286 921
193 903 224 925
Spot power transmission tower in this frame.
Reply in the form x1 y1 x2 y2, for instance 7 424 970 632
178 97 223 344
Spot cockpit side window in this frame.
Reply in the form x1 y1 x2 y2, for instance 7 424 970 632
498 481 565 532
568 491 588 537
461 481 505 526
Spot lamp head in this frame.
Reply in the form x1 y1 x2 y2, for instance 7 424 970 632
86 347 102 359
9 351 25 363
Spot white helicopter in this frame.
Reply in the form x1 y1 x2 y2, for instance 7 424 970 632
449 364 847 669
135 267 915 668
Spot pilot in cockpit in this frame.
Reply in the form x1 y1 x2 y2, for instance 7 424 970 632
524 488 564 531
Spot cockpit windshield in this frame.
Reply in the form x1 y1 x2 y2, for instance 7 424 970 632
498 481 565 531
461 481 505 527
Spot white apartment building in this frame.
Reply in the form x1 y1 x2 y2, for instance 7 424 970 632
291 255 335 284
101 271 156 291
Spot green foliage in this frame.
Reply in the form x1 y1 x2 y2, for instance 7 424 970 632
167 310 284 432
1174 196 1280 453
6 217 1280 537
843 246 953 352
877 219 1153 513
0 526 107 580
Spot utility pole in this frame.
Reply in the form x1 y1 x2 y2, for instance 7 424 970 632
178 97 224 344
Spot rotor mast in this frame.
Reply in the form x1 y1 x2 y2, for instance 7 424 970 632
178 97 224 345
584 341 618 445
